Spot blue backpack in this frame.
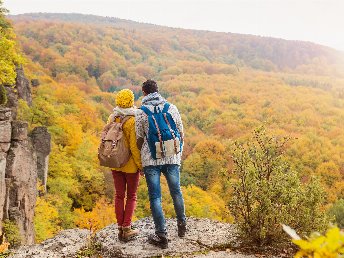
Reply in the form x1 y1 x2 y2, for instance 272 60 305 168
141 103 182 160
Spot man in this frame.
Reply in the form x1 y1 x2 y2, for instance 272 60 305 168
135 79 186 249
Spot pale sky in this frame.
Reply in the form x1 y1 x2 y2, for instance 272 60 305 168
4 0 344 51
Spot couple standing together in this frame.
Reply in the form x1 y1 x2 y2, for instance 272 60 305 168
107 80 186 249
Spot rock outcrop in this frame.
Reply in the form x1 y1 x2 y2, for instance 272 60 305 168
0 108 12 230
0 67 51 245
10 218 249 258
4 66 32 120
97 217 236 258
14 66 32 106
30 127 51 192
11 229 90 258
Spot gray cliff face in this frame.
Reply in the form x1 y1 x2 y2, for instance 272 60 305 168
4 66 32 120
0 67 51 245
0 108 12 231
14 67 32 106
30 127 51 192
4 127 37 245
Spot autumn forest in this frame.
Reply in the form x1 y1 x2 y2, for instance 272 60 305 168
2 10 344 246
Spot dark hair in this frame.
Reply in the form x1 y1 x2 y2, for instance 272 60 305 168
142 79 158 94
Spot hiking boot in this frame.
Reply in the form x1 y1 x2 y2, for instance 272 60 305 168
177 221 186 238
148 233 168 249
122 226 139 242
118 226 123 241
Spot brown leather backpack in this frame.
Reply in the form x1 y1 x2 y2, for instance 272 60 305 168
98 116 132 168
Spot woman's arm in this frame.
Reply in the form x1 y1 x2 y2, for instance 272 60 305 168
128 119 143 170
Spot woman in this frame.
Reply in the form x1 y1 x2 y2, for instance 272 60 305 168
107 89 142 242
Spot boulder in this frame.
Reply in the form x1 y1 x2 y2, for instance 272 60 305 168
10 229 90 258
10 218 238 258
9 218 280 257
96 217 237 258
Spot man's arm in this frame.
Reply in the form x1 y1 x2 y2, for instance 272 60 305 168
170 105 184 145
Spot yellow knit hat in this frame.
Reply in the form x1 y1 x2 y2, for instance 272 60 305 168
115 89 135 108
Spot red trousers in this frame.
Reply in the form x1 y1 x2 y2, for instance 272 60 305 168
112 170 140 227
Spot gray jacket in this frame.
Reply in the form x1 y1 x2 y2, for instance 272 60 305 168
135 92 184 168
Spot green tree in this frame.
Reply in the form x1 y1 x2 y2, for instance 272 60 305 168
328 199 344 228
183 139 227 190
0 0 22 86
0 0 10 29
229 127 328 245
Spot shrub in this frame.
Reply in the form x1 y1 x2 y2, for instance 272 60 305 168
229 127 328 246
2 220 21 248
328 199 344 228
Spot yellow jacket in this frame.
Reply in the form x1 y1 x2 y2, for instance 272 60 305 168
107 116 142 173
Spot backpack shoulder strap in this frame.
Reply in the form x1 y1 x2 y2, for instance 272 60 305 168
120 116 133 127
162 103 170 113
141 105 153 116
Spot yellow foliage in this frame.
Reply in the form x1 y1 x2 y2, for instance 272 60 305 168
194 139 226 159
183 185 232 222
0 28 23 85
160 178 232 223
74 198 116 232
293 227 344 258
0 240 9 253
34 195 60 243
55 115 83 152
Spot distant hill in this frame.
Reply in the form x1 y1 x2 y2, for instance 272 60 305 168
9 13 344 74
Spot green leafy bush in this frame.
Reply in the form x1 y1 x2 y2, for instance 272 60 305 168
229 127 328 246
328 199 344 228
2 220 21 248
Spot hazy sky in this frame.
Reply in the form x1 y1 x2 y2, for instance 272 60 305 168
4 0 344 51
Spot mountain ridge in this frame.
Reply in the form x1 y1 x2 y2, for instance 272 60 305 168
8 12 344 73
6 12 343 52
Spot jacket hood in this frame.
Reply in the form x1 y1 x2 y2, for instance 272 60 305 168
141 92 167 107
112 106 137 117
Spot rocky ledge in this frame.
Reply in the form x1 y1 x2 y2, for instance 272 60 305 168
9 217 262 258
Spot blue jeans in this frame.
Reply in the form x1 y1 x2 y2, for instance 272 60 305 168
143 164 186 235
